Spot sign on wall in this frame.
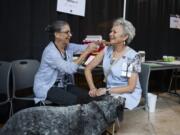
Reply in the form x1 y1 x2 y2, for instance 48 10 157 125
170 14 180 30
57 0 86 17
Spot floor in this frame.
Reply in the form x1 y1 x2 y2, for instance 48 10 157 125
115 92 180 135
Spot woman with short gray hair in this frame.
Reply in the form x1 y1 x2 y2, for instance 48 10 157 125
85 18 142 110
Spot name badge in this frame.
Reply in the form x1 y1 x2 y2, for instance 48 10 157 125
121 62 127 77
121 62 133 77
127 64 133 77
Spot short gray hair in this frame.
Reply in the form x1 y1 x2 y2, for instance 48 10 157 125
113 18 136 45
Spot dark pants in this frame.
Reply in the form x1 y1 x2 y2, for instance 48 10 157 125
47 85 99 106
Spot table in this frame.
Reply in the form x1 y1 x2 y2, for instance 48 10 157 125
144 60 180 71
144 60 180 102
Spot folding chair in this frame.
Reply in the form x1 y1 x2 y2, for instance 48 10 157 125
105 63 151 135
168 69 180 103
11 59 40 112
138 63 151 112
0 61 13 117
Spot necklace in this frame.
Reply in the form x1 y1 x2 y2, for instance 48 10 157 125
110 46 127 65
110 57 117 65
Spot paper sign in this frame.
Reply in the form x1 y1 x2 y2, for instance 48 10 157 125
57 0 86 17
170 14 180 29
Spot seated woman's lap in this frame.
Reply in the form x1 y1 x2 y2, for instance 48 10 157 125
47 85 93 106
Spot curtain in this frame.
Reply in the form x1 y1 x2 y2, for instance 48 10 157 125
0 0 57 61
0 0 179 60
126 0 180 59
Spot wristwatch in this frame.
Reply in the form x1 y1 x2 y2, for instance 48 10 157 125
106 88 111 95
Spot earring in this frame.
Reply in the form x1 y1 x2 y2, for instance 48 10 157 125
123 41 126 45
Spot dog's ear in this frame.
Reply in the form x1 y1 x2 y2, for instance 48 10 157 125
116 104 124 122
116 97 125 121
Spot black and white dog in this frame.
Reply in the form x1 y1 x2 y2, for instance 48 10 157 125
0 96 125 135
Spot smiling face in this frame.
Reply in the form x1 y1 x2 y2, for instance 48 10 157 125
109 25 128 46
54 24 72 45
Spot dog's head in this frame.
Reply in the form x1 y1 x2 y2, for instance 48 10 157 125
91 95 125 124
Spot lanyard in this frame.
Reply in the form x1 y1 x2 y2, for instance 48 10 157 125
53 42 67 60
53 42 71 90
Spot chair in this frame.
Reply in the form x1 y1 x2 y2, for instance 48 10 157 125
105 63 151 135
138 63 151 111
0 61 13 117
168 69 180 102
11 59 40 111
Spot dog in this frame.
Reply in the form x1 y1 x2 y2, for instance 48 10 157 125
0 96 125 135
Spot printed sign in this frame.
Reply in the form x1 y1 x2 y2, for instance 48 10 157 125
57 0 86 17
170 14 180 29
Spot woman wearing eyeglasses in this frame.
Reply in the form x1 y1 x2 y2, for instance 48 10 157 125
85 18 142 110
33 20 98 106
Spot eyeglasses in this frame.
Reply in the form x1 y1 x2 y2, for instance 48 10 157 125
60 31 72 35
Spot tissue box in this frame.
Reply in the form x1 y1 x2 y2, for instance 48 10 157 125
83 35 104 53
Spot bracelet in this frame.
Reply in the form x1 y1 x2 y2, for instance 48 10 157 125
106 88 111 95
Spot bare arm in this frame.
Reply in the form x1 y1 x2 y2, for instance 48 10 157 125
96 73 138 96
84 50 104 96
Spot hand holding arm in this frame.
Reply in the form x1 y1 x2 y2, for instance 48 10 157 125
95 88 107 96
94 73 138 97
89 88 98 97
